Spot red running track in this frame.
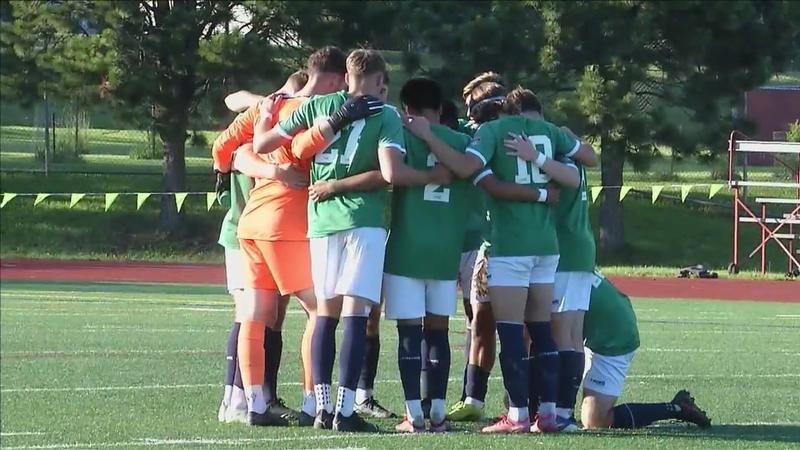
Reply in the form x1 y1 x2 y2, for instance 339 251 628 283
1 259 797 303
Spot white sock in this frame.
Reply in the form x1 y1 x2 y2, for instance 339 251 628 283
556 407 572 419
430 399 446 424
355 388 372 405
230 386 247 411
314 384 333 414
405 400 424 424
464 397 484 409
301 391 316 416
336 386 356 417
244 385 267 414
538 401 556 417
222 385 233 406
508 406 529 422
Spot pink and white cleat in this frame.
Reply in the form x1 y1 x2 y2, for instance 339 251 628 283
481 415 530 433
429 418 451 433
395 416 426 433
531 412 559 433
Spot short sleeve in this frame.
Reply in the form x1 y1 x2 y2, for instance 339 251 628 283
276 99 314 138
555 127 580 159
472 168 493 186
465 124 495 167
379 106 406 153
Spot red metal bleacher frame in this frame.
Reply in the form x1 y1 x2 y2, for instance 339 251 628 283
727 131 800 275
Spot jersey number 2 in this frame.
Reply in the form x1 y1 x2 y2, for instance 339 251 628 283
423 154 450 202
514 135 553 184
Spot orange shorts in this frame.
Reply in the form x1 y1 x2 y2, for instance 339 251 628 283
239 239 312 295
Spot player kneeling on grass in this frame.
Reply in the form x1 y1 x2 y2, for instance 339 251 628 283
383 77 472 433
581 271 711 430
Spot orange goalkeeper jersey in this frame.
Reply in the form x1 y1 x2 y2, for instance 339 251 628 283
237 96 311 241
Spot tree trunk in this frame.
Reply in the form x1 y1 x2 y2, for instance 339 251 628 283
598 137 625 255
159 131 187 232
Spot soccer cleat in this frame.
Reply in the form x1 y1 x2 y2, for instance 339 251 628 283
532 412 559 433
354 396 397 419
313 410 334 430
481 415 530 433
395 416 426 433
218 400 227 422
247 408 290 427
269 398 299 420
429 418 452 433
298 411 315 427
446 401 484 422
333 411 378 433
224 406 248 424
556 415 580 432
671 390 712 429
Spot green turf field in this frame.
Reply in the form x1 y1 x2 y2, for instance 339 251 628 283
1 281 798 449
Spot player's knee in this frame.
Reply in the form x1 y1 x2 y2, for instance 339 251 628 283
581 395 614 429
423 314 449 330
463 299 474 323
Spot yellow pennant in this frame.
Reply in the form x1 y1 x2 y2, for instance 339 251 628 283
136 193 151 210
681 185 693 202
590 186 603 203
69 193 86 208
175 192 189 212
105 193 119 211
1 193 18 208
34 193 51 206
651 186 664 204
206 192 216 211
619 186 633 202
708 184 724 199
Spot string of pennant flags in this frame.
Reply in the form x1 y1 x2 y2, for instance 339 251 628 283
0 183 729 211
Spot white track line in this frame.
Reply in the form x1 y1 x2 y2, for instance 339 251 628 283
1 432 47 436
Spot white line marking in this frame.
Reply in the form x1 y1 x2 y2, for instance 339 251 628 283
0 432 47 436
175 307 228 312
777 314 800 318
1 349 215 357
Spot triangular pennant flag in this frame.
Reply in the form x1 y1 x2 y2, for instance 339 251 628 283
708 184 724 199
69 193 86 208
175 192 189 212
1 193 18 208
34 193 51 206
105 193 119 211
136 193 151 210
651 185 664 204
680 185 693 202
590 186 603 203
619 186 633 202
206 192 216 211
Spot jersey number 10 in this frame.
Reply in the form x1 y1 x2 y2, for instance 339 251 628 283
514 135 553 185
423 153 450 203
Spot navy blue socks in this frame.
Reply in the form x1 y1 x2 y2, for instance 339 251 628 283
526 321 560 404
424 329 451 400
612 403 680 428
263 327 282 404
496 322 528 408
397 324 424 401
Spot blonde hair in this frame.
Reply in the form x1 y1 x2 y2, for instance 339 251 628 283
346 49 387 77
463 72 507 124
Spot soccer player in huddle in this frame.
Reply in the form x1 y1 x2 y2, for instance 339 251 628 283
257 49 448 432
581 271 711 430
211 72 310 425
383 77 471 432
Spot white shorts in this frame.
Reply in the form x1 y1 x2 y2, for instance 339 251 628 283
582 347 636 397
552 271 594 312
310 227 387 304
224 247 246 293
487 255 559 287
459 250 479 300
383 274 458 320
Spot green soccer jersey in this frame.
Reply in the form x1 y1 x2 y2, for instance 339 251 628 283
555 162 596 272
462 188 488 252
458 118 478 137
217 172 253 250
467 115 580 257
384 125 472 280
583 270 640 356
277 90 404 238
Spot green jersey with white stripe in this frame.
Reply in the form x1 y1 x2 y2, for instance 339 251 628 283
467 115 579 257
218 172 253 250
555 162 596 271
384 125 472 280
584 270 640 356
277 91 404 238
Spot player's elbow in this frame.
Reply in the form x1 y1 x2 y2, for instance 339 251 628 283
576 144 599 167
561 172 581 189
380 166 400 184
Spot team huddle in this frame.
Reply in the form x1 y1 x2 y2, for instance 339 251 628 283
211 46 711 433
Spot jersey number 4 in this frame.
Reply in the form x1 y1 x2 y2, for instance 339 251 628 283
514 135 553 184
423 153 450 202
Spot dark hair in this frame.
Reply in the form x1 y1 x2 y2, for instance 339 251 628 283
307 46 347 74
346 49 386 77
440 99 459 130
400 77 443 112
504 86 542 114
462 72 506 124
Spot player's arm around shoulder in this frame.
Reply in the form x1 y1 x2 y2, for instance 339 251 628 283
405 114 483 179
254 95 308 155
211 104 260 172
476 168 559 205
377 106 446 187
560 125 598 167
